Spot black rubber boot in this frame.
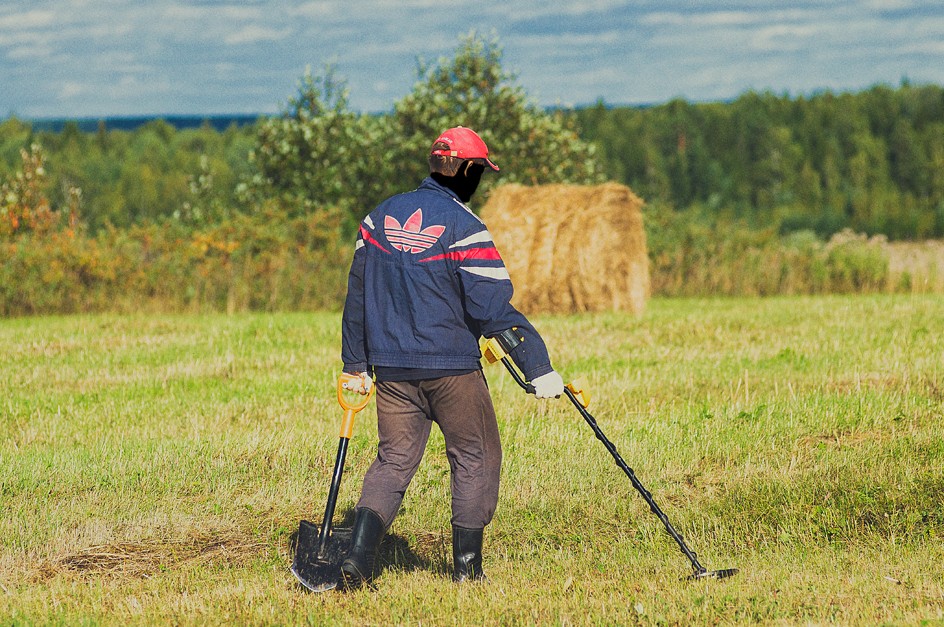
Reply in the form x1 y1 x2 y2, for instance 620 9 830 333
339 508 386 590
452 526 486 582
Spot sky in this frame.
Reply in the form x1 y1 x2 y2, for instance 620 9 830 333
2 1 944 119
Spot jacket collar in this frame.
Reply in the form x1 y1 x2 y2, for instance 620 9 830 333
419 176 461 201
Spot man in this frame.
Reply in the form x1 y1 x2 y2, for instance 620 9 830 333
339 126 564 589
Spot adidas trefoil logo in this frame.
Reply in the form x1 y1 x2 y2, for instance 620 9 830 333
384 208 445 253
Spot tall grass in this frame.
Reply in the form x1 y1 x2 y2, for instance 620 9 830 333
1 296 943 624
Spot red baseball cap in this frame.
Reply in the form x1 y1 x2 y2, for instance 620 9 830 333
430 126 500 171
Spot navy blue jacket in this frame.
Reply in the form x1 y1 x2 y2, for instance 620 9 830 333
341 177 553 381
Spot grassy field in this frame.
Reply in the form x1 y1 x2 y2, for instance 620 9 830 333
1 295 943 625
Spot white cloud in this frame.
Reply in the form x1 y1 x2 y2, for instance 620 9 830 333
289 2 337 18
162 3 263 22
224 25 292 45
6 45 56 60
481 0 631 21
641 10 758 28
0 9 57 30
0 30 51 49
899 40 944 55
862 0 922 8
749 23 826 52
59 81 87 99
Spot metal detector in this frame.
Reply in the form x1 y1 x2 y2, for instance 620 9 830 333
482 329 738 581
291 374 375 592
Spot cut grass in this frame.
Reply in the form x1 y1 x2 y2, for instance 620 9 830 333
1 295 943 624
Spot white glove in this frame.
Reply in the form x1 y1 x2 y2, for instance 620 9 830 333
342 371 373 395
531 370 564 399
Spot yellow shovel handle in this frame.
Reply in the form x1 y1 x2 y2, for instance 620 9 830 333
337 373 375 439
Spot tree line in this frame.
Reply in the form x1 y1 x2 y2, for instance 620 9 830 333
3 55 943 240
577 82 944 240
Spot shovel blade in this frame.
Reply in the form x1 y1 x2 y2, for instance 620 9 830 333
290 519 352 593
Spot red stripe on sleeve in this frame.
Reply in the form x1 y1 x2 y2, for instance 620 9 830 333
418 247 503 263
360 225 391 254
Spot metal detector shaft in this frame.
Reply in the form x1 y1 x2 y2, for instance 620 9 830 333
497 354 707 575
560 383 706 573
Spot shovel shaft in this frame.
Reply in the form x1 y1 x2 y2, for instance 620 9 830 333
317 437 349 556
318 374 374 553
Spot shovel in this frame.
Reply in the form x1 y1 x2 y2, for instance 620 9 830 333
291 373 375 592
482 329 738 581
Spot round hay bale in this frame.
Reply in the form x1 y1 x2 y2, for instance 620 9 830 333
479 182 650 315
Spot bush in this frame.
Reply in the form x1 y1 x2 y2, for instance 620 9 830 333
0 207 349 316
823 229 890 293
646 207 891 296
1 145 62 239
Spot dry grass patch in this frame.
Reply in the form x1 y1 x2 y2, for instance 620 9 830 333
30 528 268 583
885 239 944 292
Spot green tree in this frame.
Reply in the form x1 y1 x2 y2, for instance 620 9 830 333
248 33 605 225
246 67 392 228
391 32 604 200
0 117 35 175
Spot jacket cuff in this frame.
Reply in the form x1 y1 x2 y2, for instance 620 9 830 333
343 362 368 374
523 362 554 382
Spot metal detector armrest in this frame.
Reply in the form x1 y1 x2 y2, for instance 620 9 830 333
480 329 534 393
481 328 525 363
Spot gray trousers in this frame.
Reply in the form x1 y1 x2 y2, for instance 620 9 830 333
356 370 502 530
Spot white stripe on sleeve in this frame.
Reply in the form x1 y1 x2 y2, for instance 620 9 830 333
450 230 494 249
460 266 511 281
